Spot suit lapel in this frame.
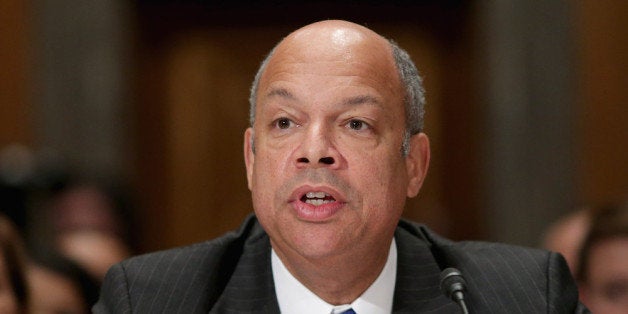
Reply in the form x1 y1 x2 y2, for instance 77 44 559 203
210 223 280 313
392 225 460 313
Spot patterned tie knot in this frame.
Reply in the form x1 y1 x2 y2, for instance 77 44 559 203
341 309 356 314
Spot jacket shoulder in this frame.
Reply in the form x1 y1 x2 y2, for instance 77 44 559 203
397 219 582 313
398 218 550 266
121 213 264 278
96 214 268 313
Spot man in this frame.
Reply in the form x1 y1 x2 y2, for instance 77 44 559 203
95 20 588 313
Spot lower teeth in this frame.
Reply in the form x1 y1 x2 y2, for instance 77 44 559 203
306 199 329 206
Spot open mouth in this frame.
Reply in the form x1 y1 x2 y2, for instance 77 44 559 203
300 191 336 206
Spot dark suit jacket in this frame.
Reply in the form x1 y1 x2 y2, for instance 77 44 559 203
94 214 589 313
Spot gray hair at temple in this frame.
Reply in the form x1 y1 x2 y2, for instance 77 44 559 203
248 39 426 156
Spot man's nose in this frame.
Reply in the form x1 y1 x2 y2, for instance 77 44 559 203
295 125 340 169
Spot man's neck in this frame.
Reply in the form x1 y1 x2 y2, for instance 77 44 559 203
271 239 393 305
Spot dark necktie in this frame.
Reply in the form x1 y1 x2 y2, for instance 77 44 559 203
340 309 356 314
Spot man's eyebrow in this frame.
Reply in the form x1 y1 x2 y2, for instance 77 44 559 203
265 89 381 107
266 88 296 100
342 95 382 107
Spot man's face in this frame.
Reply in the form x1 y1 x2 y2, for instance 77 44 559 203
244 23 429 262
581 237 628 313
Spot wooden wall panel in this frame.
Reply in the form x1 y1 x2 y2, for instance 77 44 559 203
0 0 32 146
161 30 281 248
135 28 292 250
577 1 628 205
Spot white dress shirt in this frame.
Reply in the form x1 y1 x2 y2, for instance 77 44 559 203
272 239 397 314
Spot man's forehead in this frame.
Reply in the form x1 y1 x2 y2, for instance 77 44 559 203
252 20 403 115
280 20 389 56
259 22 398 87
289 22 372 49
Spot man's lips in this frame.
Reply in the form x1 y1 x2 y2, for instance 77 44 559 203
289 185 346 204
289 185 347 221
300 191 335 206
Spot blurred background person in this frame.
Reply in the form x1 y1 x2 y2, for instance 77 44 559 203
45 182 133 283
542 208 591 275
27 252 100 314
576 199 628 313
0 144 132 311
0 214 29 314
0 144 134 283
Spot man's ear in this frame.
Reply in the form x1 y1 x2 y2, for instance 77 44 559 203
244 128 254 191
405 132 430 198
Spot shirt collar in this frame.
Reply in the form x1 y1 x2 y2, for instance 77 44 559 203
272 239 397 314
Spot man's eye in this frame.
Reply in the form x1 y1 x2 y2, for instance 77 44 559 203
274 118 293 129
347 119 369 131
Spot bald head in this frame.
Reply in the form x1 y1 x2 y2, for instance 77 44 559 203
274 20 394 64
249 20 425 154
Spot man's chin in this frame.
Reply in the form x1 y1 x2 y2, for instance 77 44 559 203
289 229 356 258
